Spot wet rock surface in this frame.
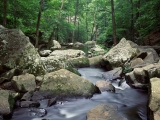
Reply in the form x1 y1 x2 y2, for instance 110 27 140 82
87 104 128 120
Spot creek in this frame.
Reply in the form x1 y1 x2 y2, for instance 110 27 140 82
11 67 148 120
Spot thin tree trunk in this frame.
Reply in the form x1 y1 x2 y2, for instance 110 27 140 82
3 0 7 27
136 0 140 37
72 0 79 43
35 0 43 48
130 0 134 41
111 0 117 45
47 0 65 48
90 7 97 41
86 3 89 41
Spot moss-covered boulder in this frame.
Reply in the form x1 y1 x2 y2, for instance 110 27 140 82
0 26 46 75
39 69 100 99
103 38 139 68
12 73 36 92
67 56 90 68
41 56 81 75
89 55 105 67
0 90 18 118
85 41 96 48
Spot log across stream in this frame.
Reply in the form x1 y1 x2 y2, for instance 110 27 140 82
11 67 148 120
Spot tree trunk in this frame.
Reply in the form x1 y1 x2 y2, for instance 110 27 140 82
47 0 65 48
130 0 134 41
86 3 89 41
35 0 43 48
3 0 7 27
90 7 97 41
72 0 79 43
136 0 140 37
111 0 117 45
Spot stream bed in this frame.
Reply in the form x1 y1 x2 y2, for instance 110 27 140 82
11 67 148 120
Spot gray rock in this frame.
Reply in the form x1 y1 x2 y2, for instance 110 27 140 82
20 101 40 108
47 97 57 107
12 73 36 92
89 55 105 67
21 92 33 101
130 58 144 68
103 38 139 68
49 49 85 59
50 40 61 50
0 90 17 118
67 56 90 68
149 77 160 120
0 69 22 84
31 91 45 101
95 80 115 92
125 63 160 88
39 69 100 99
39 50 52 57
0 26 46 75
85 41 96 48
87 104 128 120
73 42 84 48
102 67 123 81
41 56 81 75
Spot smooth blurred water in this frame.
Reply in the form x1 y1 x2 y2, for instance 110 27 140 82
11 67 148 120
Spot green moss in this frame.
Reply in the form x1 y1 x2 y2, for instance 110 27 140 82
67 56 90 68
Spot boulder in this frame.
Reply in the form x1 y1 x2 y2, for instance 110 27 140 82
0 90 17 118
39 69 100 99
39 50 52 57
130 58 144 68
103 38 139 68
89 45 105 56
95 80 115 92
21 92 33 101
89 55 105 67
102 67 123 81
20 101 40 108
130 47 159 68
50 40 61 50
49 49 85 59
73 42 84 48
0 26 46 75
85 41 96 48
12 73 36 92
125 63 160 88
86 104 127 120
0 69 22 84
149 77 160 120
41 56 81 75
67 56 90 68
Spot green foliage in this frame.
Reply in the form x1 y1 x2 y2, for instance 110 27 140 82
1 0 159 45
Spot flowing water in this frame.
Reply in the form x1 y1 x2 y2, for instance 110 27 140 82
11 67 148 120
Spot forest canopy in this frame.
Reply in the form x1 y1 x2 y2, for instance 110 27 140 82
1 0 160 47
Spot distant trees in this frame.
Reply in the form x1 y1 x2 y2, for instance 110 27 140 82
0 0 159 47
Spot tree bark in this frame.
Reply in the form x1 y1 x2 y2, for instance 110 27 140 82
35 0 43 48
3 0 7 27
111 0 117 45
